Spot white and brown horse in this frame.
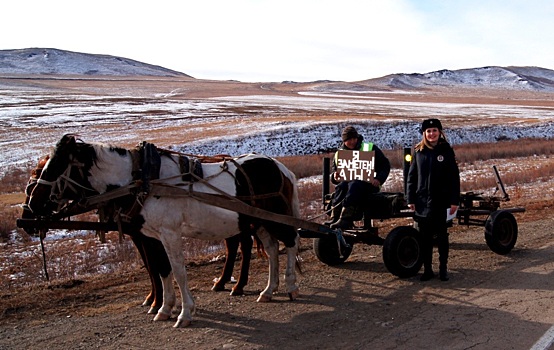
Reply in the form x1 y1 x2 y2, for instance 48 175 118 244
27 134 301 327
22 155 260 313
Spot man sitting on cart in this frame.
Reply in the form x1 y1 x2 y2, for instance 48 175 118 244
326 126 391 229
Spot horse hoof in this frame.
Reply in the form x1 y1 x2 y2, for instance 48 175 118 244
142 298 153 307
212 283 225 292
230 288 244 296
257 294 272 302
173 319 192 328
153 312 170 321
147 306 160 315
288 289 300 301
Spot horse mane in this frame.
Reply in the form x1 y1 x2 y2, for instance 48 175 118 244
54 134 131 173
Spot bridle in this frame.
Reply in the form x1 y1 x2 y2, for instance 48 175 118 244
31 155 96 215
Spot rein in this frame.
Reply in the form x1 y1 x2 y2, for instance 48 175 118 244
34 146 292 230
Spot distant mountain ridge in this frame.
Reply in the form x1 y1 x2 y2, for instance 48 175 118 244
2 48 554 92
366 66 554 92
0 48 191 77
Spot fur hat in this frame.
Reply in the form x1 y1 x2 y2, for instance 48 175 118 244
341 126 359 141
421 118 443 132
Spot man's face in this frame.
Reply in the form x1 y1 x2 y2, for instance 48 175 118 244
344 137 357 149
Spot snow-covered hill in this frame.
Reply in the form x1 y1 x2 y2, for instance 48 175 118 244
369 66 554 92
0 48 190 77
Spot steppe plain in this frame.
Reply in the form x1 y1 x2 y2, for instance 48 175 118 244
1 75 554 349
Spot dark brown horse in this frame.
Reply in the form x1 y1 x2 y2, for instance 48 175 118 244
22 152 260 316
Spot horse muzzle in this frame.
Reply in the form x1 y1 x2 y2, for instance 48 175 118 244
27 198 56 218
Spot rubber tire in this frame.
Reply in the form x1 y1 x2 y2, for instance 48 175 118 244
383 226 423 278
313 235 353 266
485 210 518 255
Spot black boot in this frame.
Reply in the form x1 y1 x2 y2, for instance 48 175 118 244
439 265 449 281
420 263 435 281
420 270 435 281
323 205 341 226
420 232 435 281
438 232 450 281
330 207 356 229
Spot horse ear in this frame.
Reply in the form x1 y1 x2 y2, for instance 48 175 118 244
58 134 77 148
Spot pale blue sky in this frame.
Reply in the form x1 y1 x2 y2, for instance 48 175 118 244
2 0 553 82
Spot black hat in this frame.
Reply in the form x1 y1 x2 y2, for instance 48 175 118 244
341 126 359 141
421 118 443 132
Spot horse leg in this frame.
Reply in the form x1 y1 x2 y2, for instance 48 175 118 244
284 234 300 300
212 234 240 292
255 229 280 302
231 232 253 296
153 271 176 322
129 234 157 309
155 230 195 328
141 234 172 314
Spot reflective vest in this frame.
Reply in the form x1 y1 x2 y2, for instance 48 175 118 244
360 142 373 152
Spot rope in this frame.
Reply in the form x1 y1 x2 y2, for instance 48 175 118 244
156 147 232 164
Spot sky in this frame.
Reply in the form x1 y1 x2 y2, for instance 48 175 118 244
2 0 554 82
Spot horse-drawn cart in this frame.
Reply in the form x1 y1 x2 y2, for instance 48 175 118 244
16 136 529 328
17 147 525 280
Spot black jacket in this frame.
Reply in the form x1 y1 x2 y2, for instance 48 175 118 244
407 140 460 218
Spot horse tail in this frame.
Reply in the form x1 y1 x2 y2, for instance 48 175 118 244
273 159 303 273
273 159 301 219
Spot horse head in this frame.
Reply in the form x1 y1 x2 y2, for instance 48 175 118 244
21 154 51 235
27 134 97 217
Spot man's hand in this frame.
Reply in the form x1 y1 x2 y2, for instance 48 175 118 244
370 178 381 187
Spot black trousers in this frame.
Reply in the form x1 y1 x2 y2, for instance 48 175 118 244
332 180 379 208
417 211 449 270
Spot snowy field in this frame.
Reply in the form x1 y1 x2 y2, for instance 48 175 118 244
1 87 554 176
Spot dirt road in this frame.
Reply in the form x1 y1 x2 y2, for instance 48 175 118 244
1 215 554 349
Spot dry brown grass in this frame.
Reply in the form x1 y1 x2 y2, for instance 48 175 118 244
453 138 554 163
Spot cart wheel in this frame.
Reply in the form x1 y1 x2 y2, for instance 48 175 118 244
313 235 353 266
485 210 518 255
383 226 422 278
